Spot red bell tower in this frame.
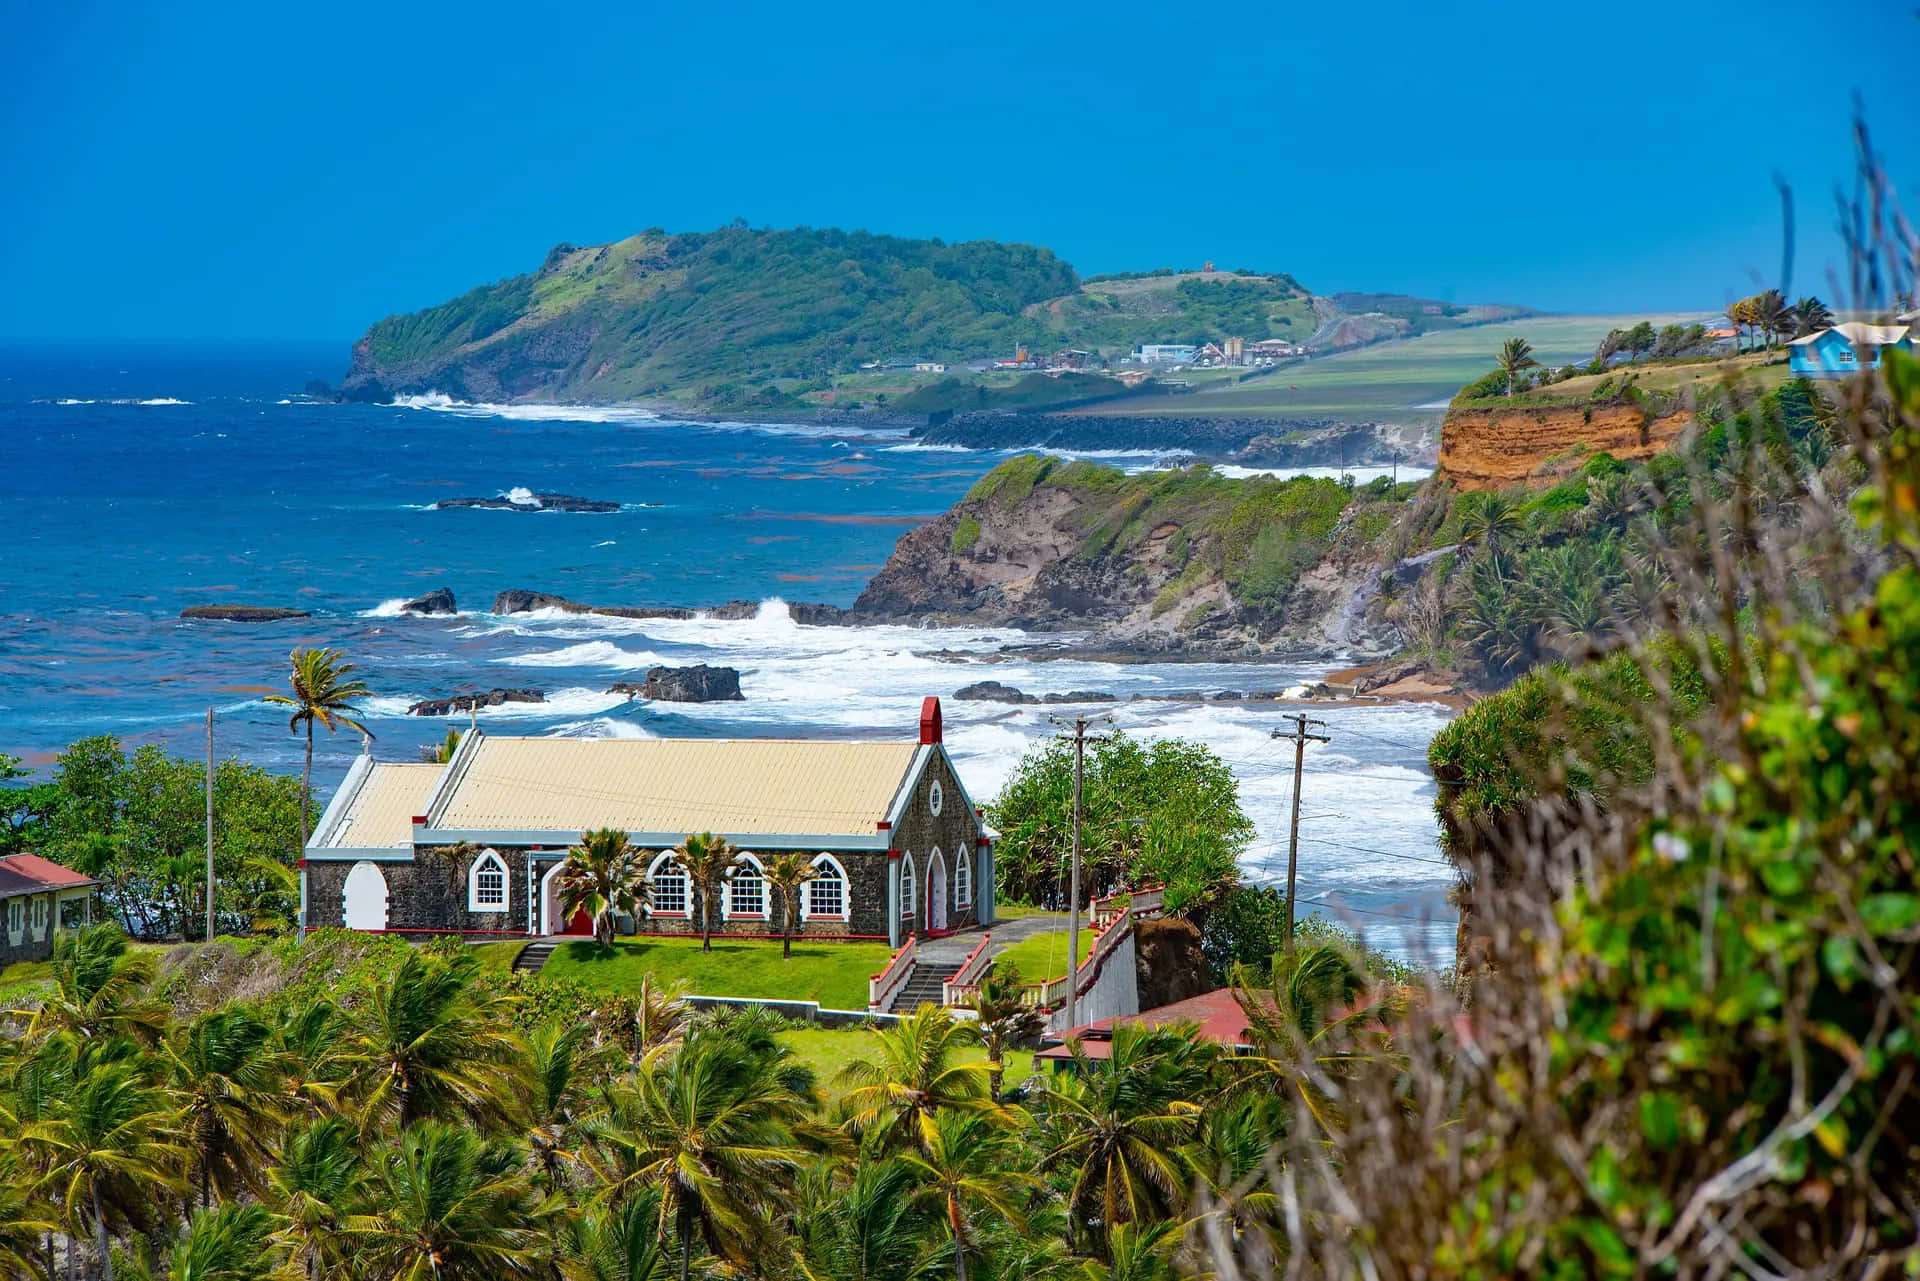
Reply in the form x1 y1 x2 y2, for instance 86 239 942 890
918 696 943 745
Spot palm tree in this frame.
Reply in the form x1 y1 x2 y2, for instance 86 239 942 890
967 965 1044 1097
838 1005 996 1154
761 852 819 959
1493 337 1539 397
1038 1024 1216 1253
1457 490 1523 561
345 1122 548 1281
1791 295 1835 338
562 1187 675 1281
270 997 353 1120
556 829 650 948
263 1118 361 1281
29 924 165 1046
628 973 690 1064
344 950 527 1131
1081 1223 1180 1281
0 1155 56 1281
24 1057 189 1281
672 833 742 954
1751 289 1790 350
899 1110 1037 1281
587 1025 814 1281
1230 943 1399 1139
1181 1097 1284 1274
160 1006 286 1208
1727 297 1756 353
261 648 371 895
166 1203 287 1281
795 1159 942 1281
526 1021 598 1194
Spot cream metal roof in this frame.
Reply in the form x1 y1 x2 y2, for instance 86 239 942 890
325 763 444 848
1790 322 1914 346
431 737 921 838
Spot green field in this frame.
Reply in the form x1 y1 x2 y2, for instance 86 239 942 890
991 928 1096 983
778 1026 1040 1095
1075 314 1714 422
538 935 893 1011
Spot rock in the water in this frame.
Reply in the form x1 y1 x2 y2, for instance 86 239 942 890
181 605 311 622
401 588 457 615
493 589 584 615
706 600 762 621
407 688 545 716
610 665 744 703
954 680 1038 704
786 602 850 626
1042 690 1117 704
439 493 620 513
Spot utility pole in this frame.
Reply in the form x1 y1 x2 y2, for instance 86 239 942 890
1050 712 1113 1029
1271 713 1329 948
205 708 215 943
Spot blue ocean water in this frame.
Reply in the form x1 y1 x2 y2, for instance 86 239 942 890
1 342 1457 959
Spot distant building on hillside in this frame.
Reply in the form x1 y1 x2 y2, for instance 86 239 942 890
303 698 994 948
1788 322 1915 379
1245 339 1306 364
913 362 948 373
1224 337 1244 362
1134 344 1198 366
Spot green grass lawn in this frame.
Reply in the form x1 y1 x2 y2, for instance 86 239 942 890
991 929 1096 983
988 903 1069 922
538 935 893 1011
778 1026 1040 1097
1078 314 1713 422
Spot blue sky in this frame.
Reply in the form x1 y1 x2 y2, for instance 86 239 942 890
2 1 1913 342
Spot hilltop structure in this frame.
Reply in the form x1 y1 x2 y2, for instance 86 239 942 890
301 698 993 947
0 853 95 966
1788 321 1915 378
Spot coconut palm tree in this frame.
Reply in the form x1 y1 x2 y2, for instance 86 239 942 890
556 829 650 948
263 1117 361 1281
1230 943 1400 1139
898 1109 1037 1281
1791 295 1835 338
672 833 742 954
838 1006 996 1154
1180 1096 1285 1273
1038 1024 1216 1253
1493 337 1539 397
0 1154 56 1281
345 1122 548 1281
344 950 527 1131
1457 490 1524 561
761 852 819 959
166 1203 288 1281
1751 289 1791 350
1727 297 1756 353
23 1057 189 1281
29 924 166 1047
562 1187 676 1281
628 973 690 1064
795 1159 942 1281
1081 1222 1181 1281
587 1025 814 1281
159 1006 286 1208
270 997 353 1120
261 648 371 891
967 965 1044 1097
526 1021 599 1195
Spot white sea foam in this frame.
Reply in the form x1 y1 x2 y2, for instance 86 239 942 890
49 396 191 406
496 641 667 670
592 540 616 548
360 598 412 618
1209 463 1435 484
391 392 664 425
365 688 628 721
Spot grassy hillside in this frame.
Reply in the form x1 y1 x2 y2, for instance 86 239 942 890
337 224 1525 407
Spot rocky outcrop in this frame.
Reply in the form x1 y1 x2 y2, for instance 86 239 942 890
401 588 457 615
494 590 584 615
916 413 1432 466
181 606 311 622
490 590 790 622
408 688 544 716
1439 400 1693 491
953 681 1116 705
611 666 744 702
438 493 621 513
1133 916 1211 1010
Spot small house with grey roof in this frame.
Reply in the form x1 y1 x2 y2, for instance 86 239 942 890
302 697 995 947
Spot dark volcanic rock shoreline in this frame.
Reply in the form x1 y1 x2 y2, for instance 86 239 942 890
912 413 1433 467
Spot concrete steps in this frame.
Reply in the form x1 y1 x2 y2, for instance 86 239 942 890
888 962 962 1013
513 941 558 974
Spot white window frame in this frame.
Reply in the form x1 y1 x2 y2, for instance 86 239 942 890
955 848 973 908
725 853 767 920
929 779 944 817
802 854 848 921
5 898 21 945
900 853 916 919
467 850 510 913
646 852 690 918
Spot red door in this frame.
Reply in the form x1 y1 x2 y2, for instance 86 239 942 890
566 907 593 936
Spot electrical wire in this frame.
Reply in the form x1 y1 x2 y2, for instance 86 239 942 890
1294 835 1453 868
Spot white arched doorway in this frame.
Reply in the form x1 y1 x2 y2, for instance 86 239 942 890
342 861 389 931
539 862 592 936
926 848 948 932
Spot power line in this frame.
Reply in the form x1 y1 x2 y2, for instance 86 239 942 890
1295 834 1454 868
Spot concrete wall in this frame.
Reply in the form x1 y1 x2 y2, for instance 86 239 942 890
1047 926 1139 1033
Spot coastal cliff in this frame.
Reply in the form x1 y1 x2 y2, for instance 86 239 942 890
851 455 1415 658
1439 400 1693 491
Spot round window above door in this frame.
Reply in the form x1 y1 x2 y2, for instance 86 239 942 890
929 780 944 816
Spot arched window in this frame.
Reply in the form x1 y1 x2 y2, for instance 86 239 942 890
900 854 916 918
728 854 766 918
806 855 846 919
648 853 689 916
468 850 509 912
955 849 973 908
342 861 389 932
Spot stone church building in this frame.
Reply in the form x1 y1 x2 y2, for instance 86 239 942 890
302 697 994 947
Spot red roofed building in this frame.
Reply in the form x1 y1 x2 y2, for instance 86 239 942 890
0 853 96 966
1035 988 1263 1066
